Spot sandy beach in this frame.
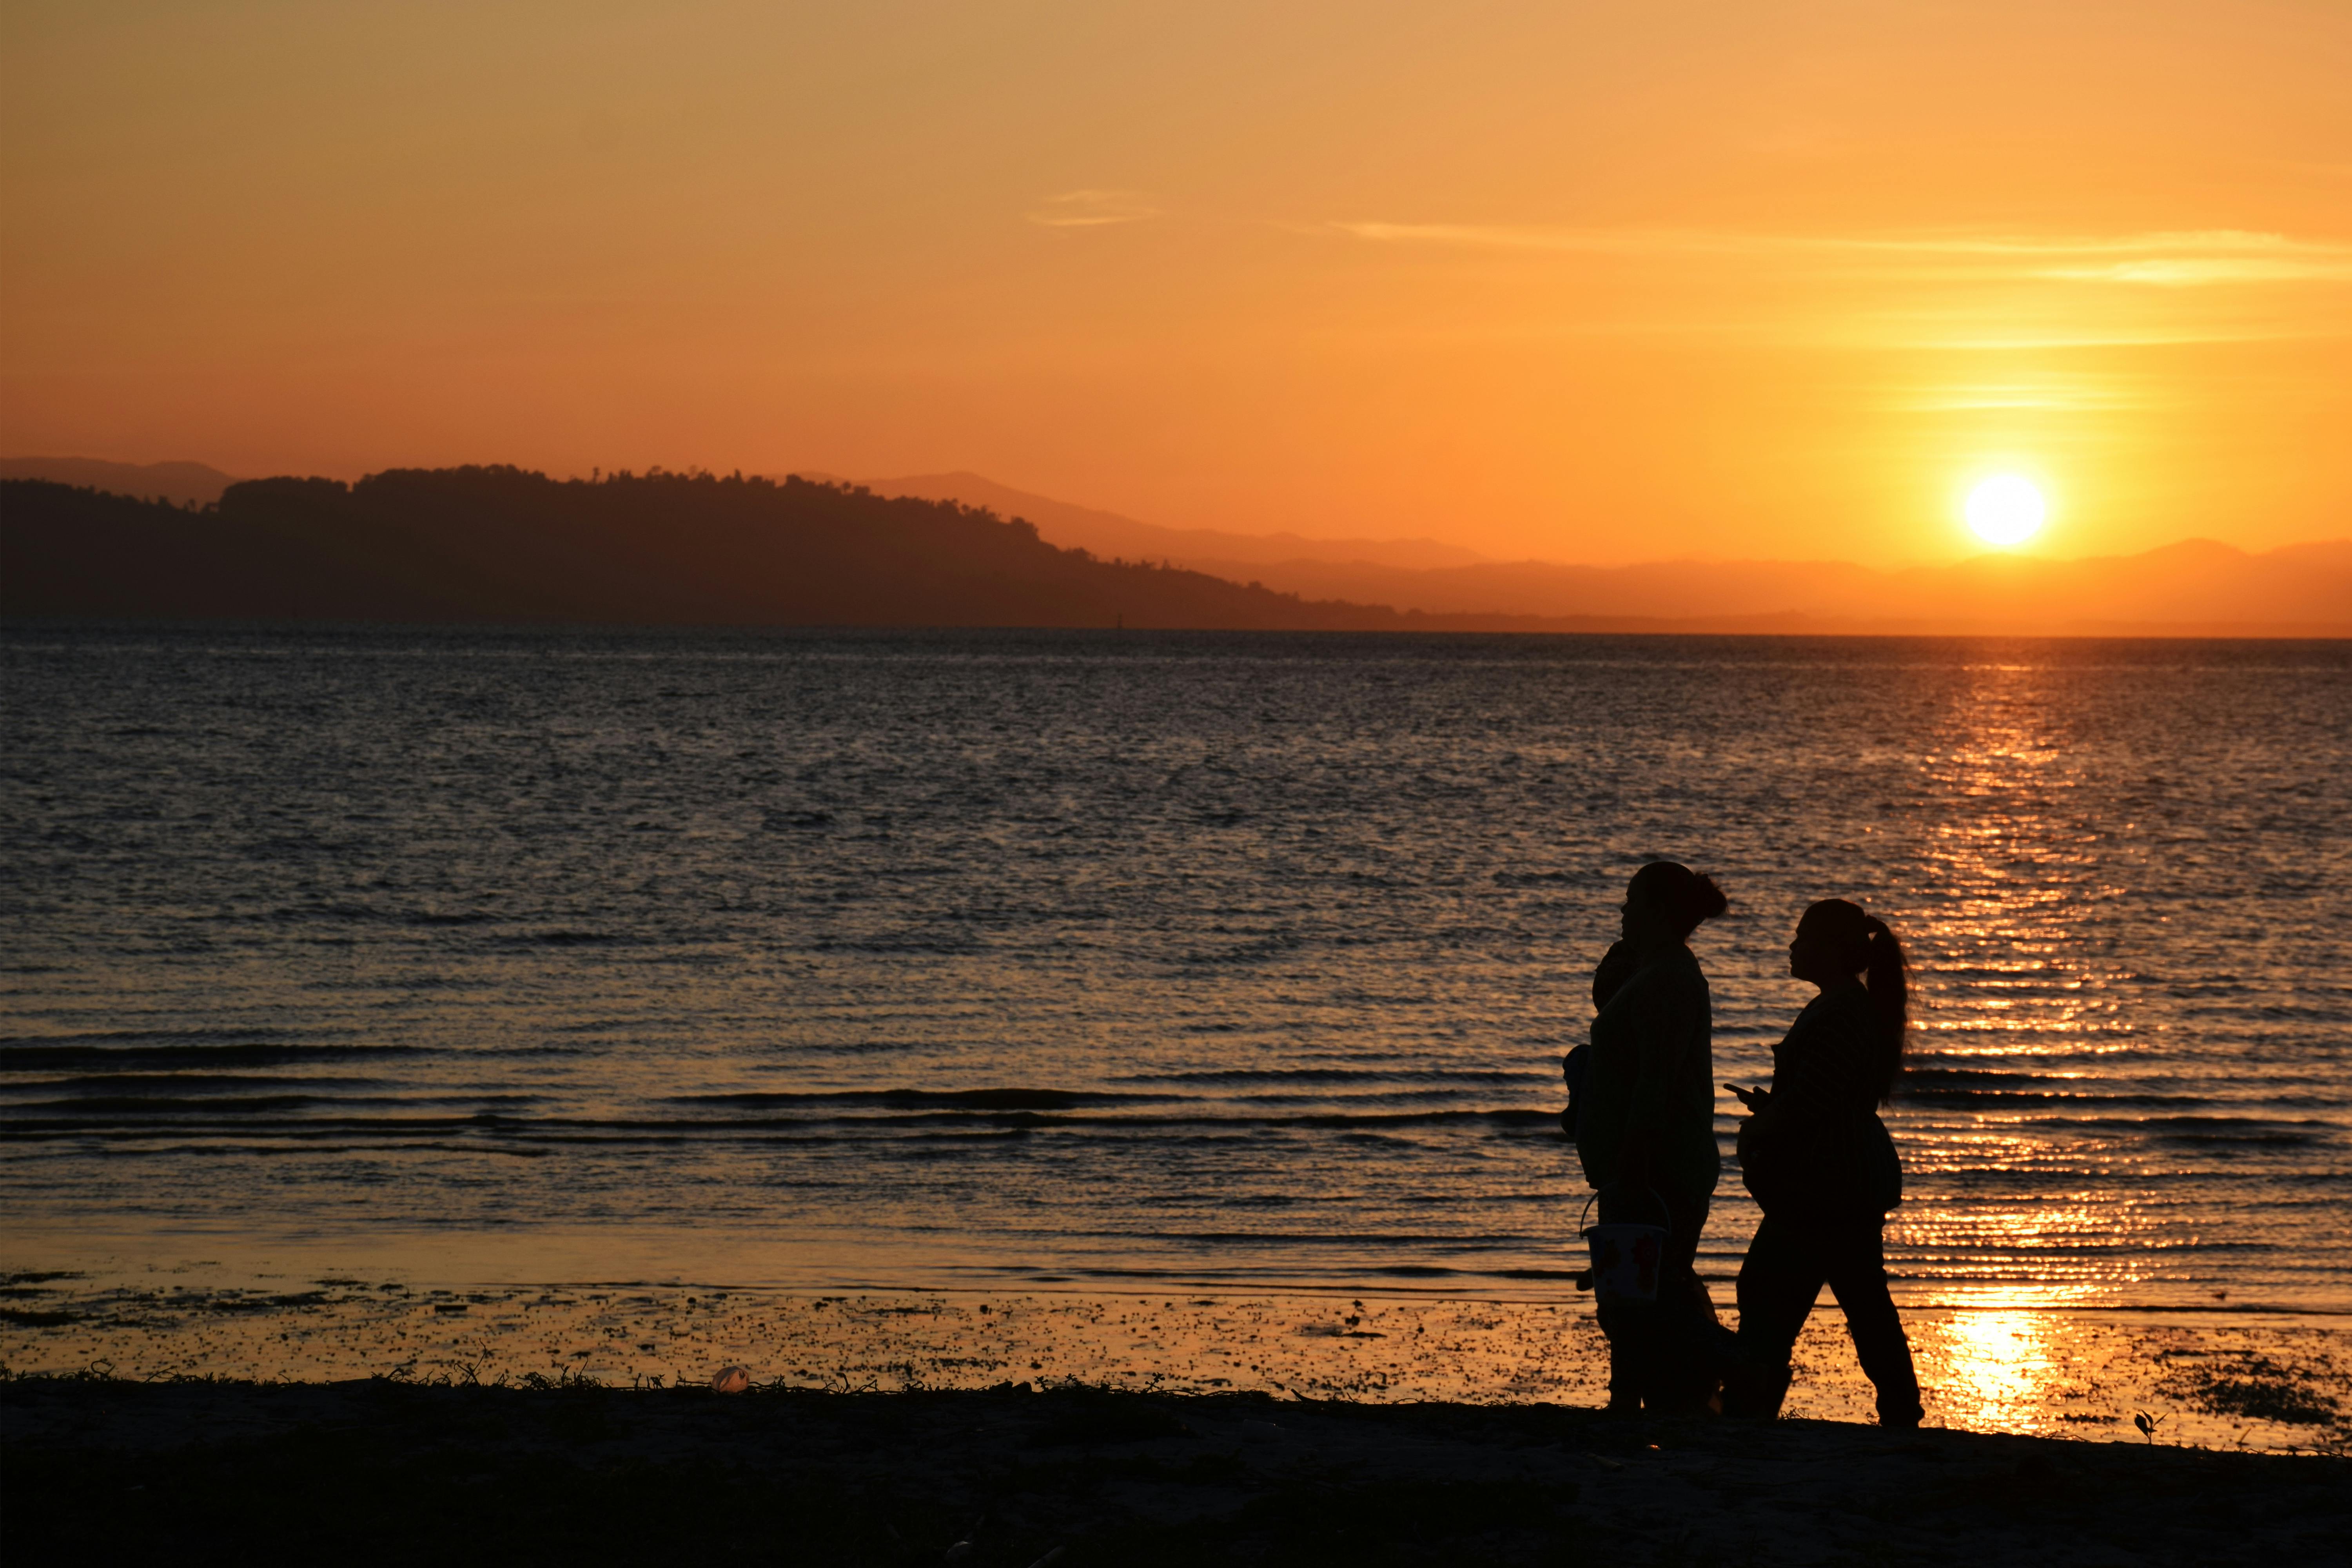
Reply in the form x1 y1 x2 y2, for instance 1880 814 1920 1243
5 1269 2345 1456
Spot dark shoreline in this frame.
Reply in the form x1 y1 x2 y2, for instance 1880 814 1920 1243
5 1377 2345 1565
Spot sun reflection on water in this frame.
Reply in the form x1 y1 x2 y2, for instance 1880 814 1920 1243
1913 1284 2116 1434
1926 1311 2055 1432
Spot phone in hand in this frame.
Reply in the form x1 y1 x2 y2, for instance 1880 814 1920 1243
1725 1082 1768 1110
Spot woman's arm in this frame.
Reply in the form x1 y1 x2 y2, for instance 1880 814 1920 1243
1771 988 1878 1120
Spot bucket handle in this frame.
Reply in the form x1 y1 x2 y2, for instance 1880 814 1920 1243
1579 1182 1671 1238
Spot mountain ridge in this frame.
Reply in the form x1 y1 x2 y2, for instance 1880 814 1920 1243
846 471 1492 572
840 470 2350 628
4 459 2344 634
0 469 1481 632
0 456 240 508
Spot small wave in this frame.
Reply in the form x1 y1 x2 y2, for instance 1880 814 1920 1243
666 1087 1158 1111
0 1103 1567 1140
0 1073 376 1094
652 1102 1557 1131
5 1093 333 1114
1904 1066 2066 1083
2026 1114 2334 1146
764 1105 1563 1132
0 1027 318 1047
0 1042 419 1073
1901 1088 2205 1109
1113 1067 1536 1087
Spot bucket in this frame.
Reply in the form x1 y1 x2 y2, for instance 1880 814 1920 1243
1580 1187 1670 1304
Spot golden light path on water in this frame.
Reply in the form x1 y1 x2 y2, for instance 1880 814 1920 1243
1912 1285 2105 1436
1886 657 2165 1308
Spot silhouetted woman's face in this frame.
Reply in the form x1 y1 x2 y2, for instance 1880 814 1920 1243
1621 882 1676 947
1788 917 1856 986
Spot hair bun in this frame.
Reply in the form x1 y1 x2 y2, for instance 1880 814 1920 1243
1629 860 1726 938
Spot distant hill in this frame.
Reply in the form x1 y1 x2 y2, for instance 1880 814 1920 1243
0 456 239 508
1176 541 2352 625
837 470 2350 633
1184 543 2352 630
849 471 1490 572
0 469 1513 631
4 466 2343 634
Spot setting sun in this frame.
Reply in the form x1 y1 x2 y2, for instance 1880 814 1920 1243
1965 475 2047 548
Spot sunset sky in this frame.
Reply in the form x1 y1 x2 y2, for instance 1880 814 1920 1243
4 2 2348 564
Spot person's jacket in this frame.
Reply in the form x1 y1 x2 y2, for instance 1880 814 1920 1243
1575 941 1720 1200
1738 980 1901 1216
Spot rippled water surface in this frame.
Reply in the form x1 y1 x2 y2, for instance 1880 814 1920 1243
4 625 2347 1307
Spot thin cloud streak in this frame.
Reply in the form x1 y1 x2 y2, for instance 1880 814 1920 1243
1028 190 1160 229
1327 222 2352 285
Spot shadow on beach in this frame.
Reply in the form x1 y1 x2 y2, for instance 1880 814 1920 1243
4 1375 2348 1566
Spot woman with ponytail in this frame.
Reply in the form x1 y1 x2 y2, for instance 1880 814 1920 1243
1573 860 1729 1414
1724 898 1924 1426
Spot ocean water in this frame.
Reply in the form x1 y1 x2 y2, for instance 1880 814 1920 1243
3 624 2347 1308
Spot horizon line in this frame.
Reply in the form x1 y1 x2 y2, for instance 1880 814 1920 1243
7 459 2344 579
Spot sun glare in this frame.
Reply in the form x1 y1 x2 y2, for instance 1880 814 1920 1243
1965 475 2047 548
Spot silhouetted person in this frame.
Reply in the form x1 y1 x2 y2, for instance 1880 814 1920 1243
1558 936 1637 1138
1574 861 1728 1414
1723 898 1925 1427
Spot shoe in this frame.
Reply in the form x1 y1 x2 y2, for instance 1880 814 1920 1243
1719 1361 1791 1421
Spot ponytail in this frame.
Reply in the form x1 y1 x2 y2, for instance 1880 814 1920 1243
1860 915 1909 1103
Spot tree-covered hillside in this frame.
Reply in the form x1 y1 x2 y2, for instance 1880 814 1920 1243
0 468 1439 630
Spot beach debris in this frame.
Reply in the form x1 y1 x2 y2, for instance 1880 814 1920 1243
1586 1452 1624 1471
942 1513 986 1562
2133 1409 2162 1444
711 1364 752 1394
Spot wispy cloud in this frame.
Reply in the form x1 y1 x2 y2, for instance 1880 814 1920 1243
1325 223 2352 285
1028 190 1160 229
2038 256 2352 286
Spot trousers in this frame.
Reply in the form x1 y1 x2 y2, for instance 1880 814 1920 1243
1592 1187 1721 1413
1729 1210 1923 1425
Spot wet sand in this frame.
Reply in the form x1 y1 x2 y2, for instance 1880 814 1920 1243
7 1271 2347 1562
3 1273 2345 1454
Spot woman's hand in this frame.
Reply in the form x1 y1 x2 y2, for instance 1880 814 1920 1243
1725 1082 1769 1111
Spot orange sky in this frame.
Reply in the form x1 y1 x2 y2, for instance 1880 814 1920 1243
4 2 2348 564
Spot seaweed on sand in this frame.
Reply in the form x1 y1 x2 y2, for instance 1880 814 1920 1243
2161 1353 2345 1428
